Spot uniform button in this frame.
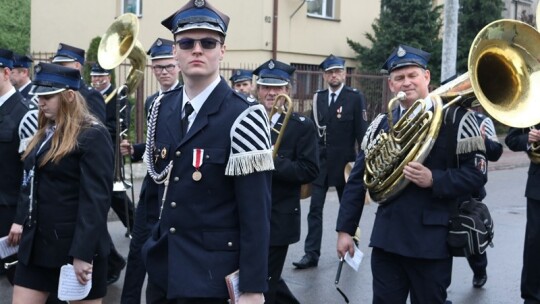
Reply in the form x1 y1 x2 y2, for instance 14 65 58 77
205 155 210 159
170 202 177 208
175 151 181 157
174 176 179 182
294 208 299 211
227 241 233 247
169 227 176 234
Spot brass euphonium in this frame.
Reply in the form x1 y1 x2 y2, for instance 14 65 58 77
364 19 540 204
97 13 147 193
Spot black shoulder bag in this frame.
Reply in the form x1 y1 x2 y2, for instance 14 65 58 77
444 106 495 257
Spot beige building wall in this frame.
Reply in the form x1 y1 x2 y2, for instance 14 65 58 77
31 0 380 69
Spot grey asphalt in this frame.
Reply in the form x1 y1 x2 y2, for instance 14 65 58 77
0 149 532 303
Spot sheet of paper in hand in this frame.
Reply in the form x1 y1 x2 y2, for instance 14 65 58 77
58 264 92 301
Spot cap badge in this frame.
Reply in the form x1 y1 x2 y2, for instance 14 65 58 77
34 64 42 74
58 44 63 51
156 39 163 46
268 60 275 69
397 46 406 58
236 70 241 75
194 0 205 8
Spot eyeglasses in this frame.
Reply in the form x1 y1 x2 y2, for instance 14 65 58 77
175 38 222 50
152 64 177 73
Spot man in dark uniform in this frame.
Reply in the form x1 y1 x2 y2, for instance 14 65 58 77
336 45 487 303
89 62 132 285
142 1 273 303
229 69 255 99
253 60 319 304
120 37 181 304
51 43 106 123
0 49 37 276
10 54 33 99
294 54 368 269
505 126 540 303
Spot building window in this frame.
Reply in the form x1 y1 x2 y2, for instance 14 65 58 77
307 0 335 19
123 0 142 17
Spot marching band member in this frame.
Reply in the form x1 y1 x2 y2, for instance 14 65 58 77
229 69 255 99
10 62 113 304
336 45 487 304
253 60 319 303
142 1 273 303
10 53 34 99
294 54 368 269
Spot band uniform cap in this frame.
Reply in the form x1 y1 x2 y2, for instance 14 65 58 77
229 69 253 83
12 54 33 69
319 54 345 71
0 49 14 69
381 44 431 73
29 62 81 96
90 62 111 76
161 0 230 35
147 38 175 60
253 60 295 86
51 43 85 65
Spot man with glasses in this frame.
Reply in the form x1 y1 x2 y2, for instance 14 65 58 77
294 54 368 269
142 1 273 303
120 37 180 304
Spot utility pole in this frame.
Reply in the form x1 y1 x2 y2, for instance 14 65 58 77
441 0 459 83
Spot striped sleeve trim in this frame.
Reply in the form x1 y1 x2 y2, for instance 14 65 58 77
457 110 486 154
18 109 38 153
226 104 274 176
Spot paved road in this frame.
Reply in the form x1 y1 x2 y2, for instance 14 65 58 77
0 150 532 303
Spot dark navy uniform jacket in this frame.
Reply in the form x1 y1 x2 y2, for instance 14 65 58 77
270 113 319 245
506 125 540 200
336 105 487 259
18 84 31 99
15 124 113 267
311 86 368 187
80 79 106 123
473 113 503 199
142 79 272 298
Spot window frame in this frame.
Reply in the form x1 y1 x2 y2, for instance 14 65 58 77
307 0 336 19
122 0 142 17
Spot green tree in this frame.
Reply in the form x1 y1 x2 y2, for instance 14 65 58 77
456 0 504 74
347 0 443 82
0 0 30 54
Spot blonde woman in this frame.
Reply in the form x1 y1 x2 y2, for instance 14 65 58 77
10 62 113 304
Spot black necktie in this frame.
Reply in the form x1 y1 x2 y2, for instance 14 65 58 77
330 93 336 106
182 102 194 136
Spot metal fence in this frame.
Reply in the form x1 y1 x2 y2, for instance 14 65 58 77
31 52 391 142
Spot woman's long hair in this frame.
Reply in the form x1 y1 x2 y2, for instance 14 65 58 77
22 90 100 166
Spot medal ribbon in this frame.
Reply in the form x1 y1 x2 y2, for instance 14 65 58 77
193 148 204 171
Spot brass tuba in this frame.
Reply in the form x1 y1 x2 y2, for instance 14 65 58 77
364 19 540 204
97 13 147 194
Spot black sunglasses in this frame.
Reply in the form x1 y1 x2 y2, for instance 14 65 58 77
175 38 222 50
152 64 176 73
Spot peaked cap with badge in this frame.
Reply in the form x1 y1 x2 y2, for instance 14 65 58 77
51 43 85 65
161 0 230 36
13 54 33 69
229 69 253 84
147 38 175 60
381 44 431 74
29 62 81 96
319 54 345 71
90 62 111 76
253 60 295 86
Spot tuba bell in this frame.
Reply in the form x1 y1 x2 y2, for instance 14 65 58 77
363 19 540 204
97 13 147 193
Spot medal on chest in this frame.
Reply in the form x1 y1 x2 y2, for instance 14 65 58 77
192 148 204 181
337 106 343 119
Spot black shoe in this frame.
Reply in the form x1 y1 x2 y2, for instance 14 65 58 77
292 255 318 269
472 272 487 288
107 255 127 285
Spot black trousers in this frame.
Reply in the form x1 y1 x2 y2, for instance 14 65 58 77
121 192 159 303
371 247 452 304
146 281 228 304
304 183 344 259
522 197 540 304
265 245 300 304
